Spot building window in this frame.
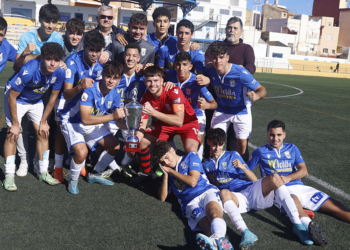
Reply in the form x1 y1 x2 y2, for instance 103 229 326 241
219 28 225 33
232 10 242 17
60 12 71 22
193 6 204 12
220 9 230 15
88 15 97 22
310 48 314 51
327 35 332 41
272 53 283 58
11 8 32 18
328 22 332 26
332 50 336 54
323 48 328 53
122 17 131 24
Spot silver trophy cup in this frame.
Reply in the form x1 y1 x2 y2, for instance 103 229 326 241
124 88 143 152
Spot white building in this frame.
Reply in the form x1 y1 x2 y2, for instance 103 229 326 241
165 0 247 41
265 14 321 54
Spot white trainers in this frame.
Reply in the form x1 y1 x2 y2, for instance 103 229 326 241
16 161 28 177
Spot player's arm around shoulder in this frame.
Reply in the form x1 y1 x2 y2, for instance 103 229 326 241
232 153 258 182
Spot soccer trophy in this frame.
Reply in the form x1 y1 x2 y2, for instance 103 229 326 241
124 88 143 152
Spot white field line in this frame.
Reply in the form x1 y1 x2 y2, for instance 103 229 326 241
259 81 304 99
248 142 350 201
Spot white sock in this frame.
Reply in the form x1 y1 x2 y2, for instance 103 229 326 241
197 143 204 161
210 218 226 240
121 152 133 166
5 155 16 177
224 200 248 233
70 159 85 181
109 160 121 171
39 160 49 174
276 186 301 224
20 159 28 166
55 153 64 169
301 216 312 231
94 151 115 174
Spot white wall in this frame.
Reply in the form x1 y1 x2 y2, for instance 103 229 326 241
267 45 291 58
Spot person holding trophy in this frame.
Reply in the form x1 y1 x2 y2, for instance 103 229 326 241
131 66 200 184
60 61 125 194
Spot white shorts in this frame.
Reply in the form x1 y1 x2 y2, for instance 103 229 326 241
231 179 274 213
61 122 112 151
107 122 132 140
54 97 66 122
211 110 252 139
5 95 44 127
274 185 330 212
185 188 222 231
197 115 206 135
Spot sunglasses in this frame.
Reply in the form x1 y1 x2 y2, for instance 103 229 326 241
99 15 113 20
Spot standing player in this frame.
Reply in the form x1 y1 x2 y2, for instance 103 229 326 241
3 42 65 191
61 61 124 194
13 3 64 72
111 13 155 65
153 141 234 250
157 19 205 74
200 42 266 162
165 51 217 160
0 17 17 73
203 128 315 247
248 120 350 246
55 30 105 182
62 18 85 61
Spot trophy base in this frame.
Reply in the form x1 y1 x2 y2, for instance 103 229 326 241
125 141 141 152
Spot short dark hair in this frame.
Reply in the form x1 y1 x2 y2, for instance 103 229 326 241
84 30 106 51
207 128 226 145
153 141 172 163
0 17 8 33
143 65 163 78
175 51 191 64
176 19 194 34
210 42 228 57
125 43 141 54
152 7 171 21
66 18 85 35
103 61 123 78
39 4 60 22
226 16 243 30
41 42 64 61
130 13 148 26
267 120 286 132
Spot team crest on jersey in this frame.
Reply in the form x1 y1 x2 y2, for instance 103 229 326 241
267 154 271 159
181 162 187 169
107 101 113 109
165 104 171 111
51 77 57 84
285 151 291 159
97 70 102 77
173 89 178 94
15 77 22 85
186 88 191 95
66 69 72 78
0 53 3 62
81 92 88 102
141 48 146 56
222 162 228 170
230 80 235 87
174 98 181 104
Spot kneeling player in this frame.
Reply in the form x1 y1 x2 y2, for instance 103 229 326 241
3 42 65 191
153 141 234 250
132 66 200 183
248 120 350 246
203 128 316 247
60 61 124 194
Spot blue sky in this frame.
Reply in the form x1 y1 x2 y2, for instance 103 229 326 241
246 0 349 15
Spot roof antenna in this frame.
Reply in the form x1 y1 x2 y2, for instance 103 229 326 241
102 0 111 6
